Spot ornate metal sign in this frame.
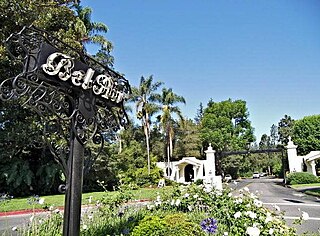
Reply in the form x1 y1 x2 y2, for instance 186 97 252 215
1 26 131 236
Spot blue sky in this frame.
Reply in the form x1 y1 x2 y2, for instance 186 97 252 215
82 0 320 141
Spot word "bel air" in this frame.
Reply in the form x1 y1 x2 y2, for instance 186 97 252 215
41 52 129 104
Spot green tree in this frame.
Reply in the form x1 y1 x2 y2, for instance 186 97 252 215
74 3 114 66
0 0 115 195
154 88 186 167
200 99 255 175
270 124 278 146
292 115 320 155
174 118 201 158
131 76 163 174
194 102 204 125
259 134 270 149
278 115 294 145
200 99 255 151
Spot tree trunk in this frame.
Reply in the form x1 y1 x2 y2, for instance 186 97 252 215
144 124 151 175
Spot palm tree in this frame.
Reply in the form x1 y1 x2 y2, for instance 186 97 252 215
154 88 186 175
74 4 114 66
131 76 163 174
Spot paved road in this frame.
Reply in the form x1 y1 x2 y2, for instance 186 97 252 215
0 212 34 235
229 177 320 235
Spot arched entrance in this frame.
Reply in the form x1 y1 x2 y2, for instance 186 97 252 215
184 164 194 182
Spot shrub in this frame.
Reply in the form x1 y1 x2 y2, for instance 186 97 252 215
23 184 301 236
131 213 206 236
131 215 167 236
163 213 206 236
286 172 320 185
194 179 203 185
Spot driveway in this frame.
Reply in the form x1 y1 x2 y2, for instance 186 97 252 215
229 177 320 235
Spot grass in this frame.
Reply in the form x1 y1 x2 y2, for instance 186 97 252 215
0 186 173 213
290 183 320 197
290 183 320 188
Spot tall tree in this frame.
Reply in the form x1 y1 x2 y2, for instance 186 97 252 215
292 114 320 155
194 102 204 125
0 0 115 195
73 4 114 66
174 118 201 158
200 99 255 174
270 124 279 146
200 99 255 151
278 115 294 145
131 76 163 174
154 88 186 168
259 134 270 149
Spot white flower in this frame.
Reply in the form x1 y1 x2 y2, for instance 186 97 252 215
273 204 280 212
88 214 93 220
187 205 193 211
83 224 88 230
184 193 190 198
250 193 257 199
246 211 257 219
49 206 54 211
147 204 154 210
38 198 45 205
204 186 212 192
171 199 175 205
228 192 232 197
234 211 242 218
224 232 229 235
29 215 35 222
88 196 93 204
246 226 260 236
243 187 250 192
175 199 181 206
253 199 263 207
301 211 309 221
265 212 273 223
269 228 274 235
193 194 199 199
234 198 243 204
12 227 17 231
156 195 161 201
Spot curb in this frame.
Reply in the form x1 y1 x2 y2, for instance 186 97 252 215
0 207 64 217
0 199 151 217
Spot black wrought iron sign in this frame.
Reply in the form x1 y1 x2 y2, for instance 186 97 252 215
1 26 131 236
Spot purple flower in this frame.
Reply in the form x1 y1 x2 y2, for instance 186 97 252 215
200 218 218 234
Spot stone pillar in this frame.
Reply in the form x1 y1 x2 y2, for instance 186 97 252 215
205 143 216 176
175 167 180 182
181 166 185 182
286 137 302 172
193 166 199 181
204 144 222 190
311 160 317 176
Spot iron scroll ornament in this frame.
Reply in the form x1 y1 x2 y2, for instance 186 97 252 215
0 26 131 175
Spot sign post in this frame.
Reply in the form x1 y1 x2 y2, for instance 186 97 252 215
1 26 131 235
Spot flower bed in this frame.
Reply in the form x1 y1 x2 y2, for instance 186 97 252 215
23 184 303 236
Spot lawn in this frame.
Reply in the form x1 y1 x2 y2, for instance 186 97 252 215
290 183 320 197
0 187 172 213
